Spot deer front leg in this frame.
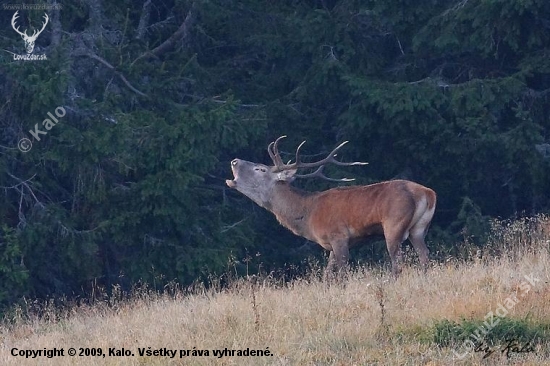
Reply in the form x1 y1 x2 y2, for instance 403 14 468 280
323 241 349 281
386 238 403 277
323 250 337 282
383 223 406 277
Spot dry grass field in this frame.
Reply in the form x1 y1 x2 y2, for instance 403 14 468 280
1 216 549 365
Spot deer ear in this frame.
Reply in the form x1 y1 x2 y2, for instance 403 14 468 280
276 169 297 182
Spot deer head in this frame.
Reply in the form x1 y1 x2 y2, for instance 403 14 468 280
11 11 49 54
226 135 367 208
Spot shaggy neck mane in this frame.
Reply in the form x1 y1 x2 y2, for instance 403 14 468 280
267 182 316 240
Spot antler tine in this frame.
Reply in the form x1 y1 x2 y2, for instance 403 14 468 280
37 13 49 35
267 135 286 167
11 11 26 37
295 166 356 182
294 140 307 165
267 141 276 163
288 140 368 170
324 141 369 166
270 138 307 172
28 13 49 38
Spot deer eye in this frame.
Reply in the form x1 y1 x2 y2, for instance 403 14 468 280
254 167 267 172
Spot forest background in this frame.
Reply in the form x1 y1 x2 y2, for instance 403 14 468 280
0 0 549 312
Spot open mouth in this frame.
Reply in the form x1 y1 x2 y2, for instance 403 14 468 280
226 167 238 188
226 160 242 188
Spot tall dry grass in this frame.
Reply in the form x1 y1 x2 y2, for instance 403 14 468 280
1 216 549 365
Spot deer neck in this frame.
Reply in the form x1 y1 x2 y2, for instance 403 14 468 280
266 182 315 240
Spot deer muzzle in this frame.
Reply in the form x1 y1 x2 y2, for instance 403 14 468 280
226 159 240 188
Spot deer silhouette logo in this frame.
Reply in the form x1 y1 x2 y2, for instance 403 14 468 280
11 11 49 54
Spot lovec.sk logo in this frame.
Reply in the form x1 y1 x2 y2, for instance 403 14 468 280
9 10 48 61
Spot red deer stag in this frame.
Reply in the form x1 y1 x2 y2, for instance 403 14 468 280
226 136 436 278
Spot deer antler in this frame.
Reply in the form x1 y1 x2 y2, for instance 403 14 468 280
267 136 368 182
11 11 49 40
267 135 286 167
31 13 49 39
11 11 27 37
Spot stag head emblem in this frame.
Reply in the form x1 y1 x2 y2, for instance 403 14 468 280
11 11 49 54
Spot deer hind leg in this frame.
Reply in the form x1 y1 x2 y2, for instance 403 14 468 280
408 204 435 271
409 230 429 270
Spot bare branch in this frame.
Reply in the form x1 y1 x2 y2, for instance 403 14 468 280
131 2 196 66
49 2 62 48
86 0 103 35
396 35 405 55
6 173 43 207
0 173 36 190
17 186 26 230
136 0 152 40
221 218 247 233
74 47 147 97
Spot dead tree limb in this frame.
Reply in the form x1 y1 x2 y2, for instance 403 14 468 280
73 46 147 97
49 1 62 48
136 0 152 40
131 2 196 66
86 0 103 36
